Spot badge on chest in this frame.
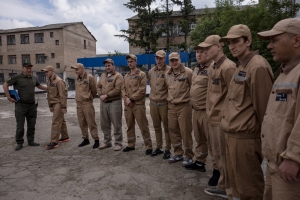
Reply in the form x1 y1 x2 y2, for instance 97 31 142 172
212 79 219 85
276 93 287 101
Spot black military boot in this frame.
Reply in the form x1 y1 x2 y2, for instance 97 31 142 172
208 169 220 186
93 140 99 149
78 139 90 147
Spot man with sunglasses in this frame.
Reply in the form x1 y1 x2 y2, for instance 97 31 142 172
148 50 171 159
122 54 153 155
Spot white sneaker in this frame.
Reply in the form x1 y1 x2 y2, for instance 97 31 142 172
182 157 193 166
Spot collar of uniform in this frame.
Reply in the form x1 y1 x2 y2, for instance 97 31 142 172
167 64 185 74
106 70 116 76
237 50 259 68
282 55 300 74
21 72 32 78
154 64 166 71
214 55 227 69
49 74 57 82
128 69 140 75
77 71 87 80
200 60 213 69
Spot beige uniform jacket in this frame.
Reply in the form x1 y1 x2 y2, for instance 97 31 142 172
47 75 67 109
206 56 236 125
75 72 97 102
97 70 123 101
220 51 273 138
190 61 214 111
148 64 170 103
121 69 146 105
262 56 300 168
165 64 193 104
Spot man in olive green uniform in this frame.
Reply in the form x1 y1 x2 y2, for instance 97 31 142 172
71 63 100 149
121 54 153 155
3 63 47 150
220 24 273 199
148 50 171 159
185 44 215 172
200 35 236 199
258 18 300 200
165 52 194 166
97 58 123 151
41 65 69 150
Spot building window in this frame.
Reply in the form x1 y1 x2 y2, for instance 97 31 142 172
35 33 44 43
51 53 55 58
36 72 46 83
50 32 53 37
55 40 59 45
0 73 4 84
22 54 31 64
0 56 2 64
84 40 86 49
8 55 17 64
0 36 2 46
20 34 30 44
36 54 45 63
56 63 60 69
7 35 16 45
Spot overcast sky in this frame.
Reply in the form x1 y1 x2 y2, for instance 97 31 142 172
0 0 257 54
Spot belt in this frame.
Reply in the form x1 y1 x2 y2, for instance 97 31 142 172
150 101 168 106
18 101 35 104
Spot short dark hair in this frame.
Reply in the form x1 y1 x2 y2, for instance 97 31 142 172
242 36 252 49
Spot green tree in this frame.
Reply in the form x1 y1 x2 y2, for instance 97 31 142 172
174 0 195 51
115 0 162 53
190 0 300 75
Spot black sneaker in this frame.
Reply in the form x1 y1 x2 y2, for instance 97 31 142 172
93 140 99 149
78 139 90 147
145 149 152 155
185 161 206 172
123 146 135 152
208 169 220 186
15 144 23 151
150 148 163 156
46 143 58 150
204 187 227 198
28 141 40 146
58 137 70 143
163 150 171 159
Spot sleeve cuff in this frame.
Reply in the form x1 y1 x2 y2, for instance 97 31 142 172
280 151 300 164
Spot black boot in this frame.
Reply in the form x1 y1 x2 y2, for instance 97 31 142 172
208 169 220 186
93 140 99 149
78 139 90 147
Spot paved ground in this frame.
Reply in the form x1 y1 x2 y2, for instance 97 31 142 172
0 93 223 200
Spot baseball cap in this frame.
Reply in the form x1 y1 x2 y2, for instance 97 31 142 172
126 54 137 61
194 43 205 50
155 50 166 58
103 58 114 65
71 63 84 69
22 62 33 67
41 65 54 72
257 18 300 40
199 35 223 48
169 52 180 60
220 24 251 42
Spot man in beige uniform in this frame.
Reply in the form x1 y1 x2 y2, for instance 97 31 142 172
201 35 235 198
148 50 171 159
165 52 194 166
258 18 300 200
71 63 100 149
97 58 123 151
42 65 69 150
185 44 215 172
220 25 273 199
122 54 153 155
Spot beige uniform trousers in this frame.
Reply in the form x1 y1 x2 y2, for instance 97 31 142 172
208 123 228 192
124 104 152 149
264 165 300 200
168 103 193 158
193 110 216 168
149 102 171 150
225 134 264 200
50 103 68 143
76 101 99 140
100 99 123 146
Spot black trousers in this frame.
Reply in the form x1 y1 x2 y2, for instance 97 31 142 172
15 102 37 144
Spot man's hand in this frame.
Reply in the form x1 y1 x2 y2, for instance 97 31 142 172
61 109 67 114
100 95 107 102
279 159 300 182
125 98 132 106
49 107 54 112
7 97 17 103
